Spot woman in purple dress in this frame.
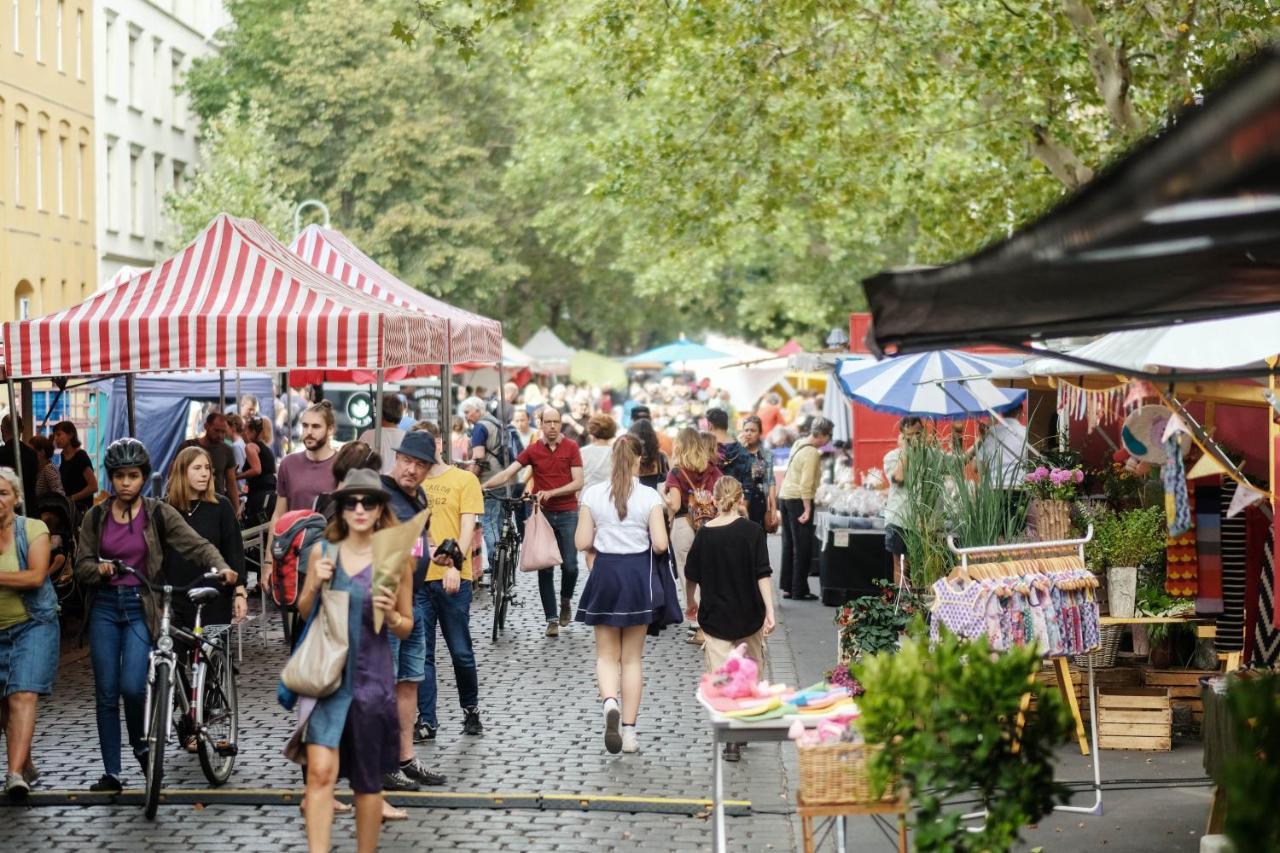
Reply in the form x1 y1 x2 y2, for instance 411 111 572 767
295 469 413 853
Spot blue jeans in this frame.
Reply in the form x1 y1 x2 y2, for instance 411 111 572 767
415 580 479 727
537 509 580 622
481 495 503 572
88 586 152 778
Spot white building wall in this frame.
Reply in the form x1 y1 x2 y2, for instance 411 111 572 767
94 0 226 286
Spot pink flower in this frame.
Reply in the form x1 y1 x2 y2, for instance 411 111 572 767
1074 469 1085 483
1034 466 1049 479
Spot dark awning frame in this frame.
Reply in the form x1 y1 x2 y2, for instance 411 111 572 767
864 46 1280 357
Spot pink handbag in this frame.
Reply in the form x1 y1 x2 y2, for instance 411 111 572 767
519 504 564 572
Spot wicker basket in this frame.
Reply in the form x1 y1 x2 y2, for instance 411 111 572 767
796 741 897 805
1072 625 1122 669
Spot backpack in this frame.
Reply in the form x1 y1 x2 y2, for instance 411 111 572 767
680 469 718 531
476 414 522 475
270 510 328 607
719 442 757 498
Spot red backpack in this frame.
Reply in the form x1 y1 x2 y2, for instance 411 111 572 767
270 510 327 607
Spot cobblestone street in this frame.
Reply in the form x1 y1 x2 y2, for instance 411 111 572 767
1 567 803 852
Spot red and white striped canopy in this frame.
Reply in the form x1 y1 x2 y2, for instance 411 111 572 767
292 225 502 364
1 214 450 379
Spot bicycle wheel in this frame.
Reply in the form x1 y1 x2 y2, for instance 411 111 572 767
490 549 506 643
496 543 516 633
195 641 239 786
144 662 171 820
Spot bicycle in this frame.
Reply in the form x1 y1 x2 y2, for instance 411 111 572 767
103 559 240 819
484 492 528 642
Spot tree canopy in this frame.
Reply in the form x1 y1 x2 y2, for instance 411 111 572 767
185 0 1279 352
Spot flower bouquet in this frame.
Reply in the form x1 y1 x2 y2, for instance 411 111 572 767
1025 465 1083 541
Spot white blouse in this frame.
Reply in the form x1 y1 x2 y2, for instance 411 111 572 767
581 479 664 555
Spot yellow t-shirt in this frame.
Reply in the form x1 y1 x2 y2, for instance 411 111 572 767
0 518 50 630
421 467 485 582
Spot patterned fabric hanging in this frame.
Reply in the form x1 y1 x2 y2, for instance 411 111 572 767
1166 488 1198 598
1252 530 1279 667
1055 384 1130 433
1195 485 1224 616
1215 482 1248 651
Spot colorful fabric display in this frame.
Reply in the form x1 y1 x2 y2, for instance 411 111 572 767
1216 482 1248 651
1196 485 1224 616
929 569 1101 657
1163 437 1193 536
1165 485 1198 598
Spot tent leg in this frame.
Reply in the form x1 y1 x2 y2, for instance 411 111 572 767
219 369 227 411
6 377 25 512
441 364 452 464
373 370 385 458
125 374 137 438
235 370 243 415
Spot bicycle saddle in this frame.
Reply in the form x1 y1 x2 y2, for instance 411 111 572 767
187 587 221 605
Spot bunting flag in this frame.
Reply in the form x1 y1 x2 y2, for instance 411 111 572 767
1055 384 1130 432
1125 380 1158 408
1227 483 1266 518
1187 452 1229 480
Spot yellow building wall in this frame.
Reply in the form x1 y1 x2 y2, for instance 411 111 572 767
0 0 96 325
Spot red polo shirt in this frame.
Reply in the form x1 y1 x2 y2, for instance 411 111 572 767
517 437 584 512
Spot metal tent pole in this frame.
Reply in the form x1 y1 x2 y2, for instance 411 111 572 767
373 369 385 458
219 369 227 411
441 364 452 464
235 370 242 414
5 376 25 512
125 374 137 437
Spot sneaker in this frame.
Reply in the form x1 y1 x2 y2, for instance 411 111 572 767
602 697 621 755
4 773 30 800
413 720 437 743
545 621 559 638
621 727 639 754
476 574 491 589
686 628 705 646
21 763 39 785
400 758 446 787
381 768 421 792
558 598 572 627
722 743 742 762
90 774 123 793
462 707 484 736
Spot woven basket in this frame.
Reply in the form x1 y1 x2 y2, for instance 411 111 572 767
796 741 897 805
1072 625 1122 669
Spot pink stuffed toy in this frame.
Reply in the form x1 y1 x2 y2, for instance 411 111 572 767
712 643 759 699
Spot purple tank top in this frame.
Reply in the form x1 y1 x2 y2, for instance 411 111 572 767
102 508 150 587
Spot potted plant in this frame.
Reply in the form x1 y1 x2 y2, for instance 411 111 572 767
855 628 1074 851
1024 464 1084 542
833 580 923 664
1084 506 1166 617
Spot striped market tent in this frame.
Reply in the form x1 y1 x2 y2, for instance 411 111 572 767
292 224 502 364
1 214 450 379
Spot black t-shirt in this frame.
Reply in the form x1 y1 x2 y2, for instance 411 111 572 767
180 439 237 495
0 440 39 510
58 448 95 509
685 517 772 641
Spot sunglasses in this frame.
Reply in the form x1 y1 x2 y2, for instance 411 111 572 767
339 496 382 512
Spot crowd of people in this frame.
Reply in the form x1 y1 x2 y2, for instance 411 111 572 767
0 376 837 852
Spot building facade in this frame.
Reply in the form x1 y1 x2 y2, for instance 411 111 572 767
0 0 97 323
94 0 225 285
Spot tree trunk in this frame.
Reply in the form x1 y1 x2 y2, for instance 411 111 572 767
1029 125 1095 189
1061 0 1143 138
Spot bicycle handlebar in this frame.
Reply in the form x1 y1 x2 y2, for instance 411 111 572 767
98 558 225 593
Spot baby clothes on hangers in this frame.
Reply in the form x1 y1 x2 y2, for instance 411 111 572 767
929 576 990 643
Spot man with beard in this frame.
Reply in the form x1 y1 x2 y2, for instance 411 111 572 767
263 401 338 584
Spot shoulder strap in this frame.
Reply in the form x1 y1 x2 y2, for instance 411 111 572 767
14 514 29 570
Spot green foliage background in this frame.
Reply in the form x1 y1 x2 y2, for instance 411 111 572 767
180 0 1279 351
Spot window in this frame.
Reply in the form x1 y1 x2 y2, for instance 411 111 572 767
152 37 163 119
12 121 21 205
103 16 114 97
12 0 20 53
128 29 139 107
35 129 44 209
18 297 31 320
153 152 164 226
34 0 41 62
172 159 185 194
104 137 116 230
76 141 85 219
130 147 142 234
171 50 185 128
55 135 64 214
75 8 81 78
55 1 62 71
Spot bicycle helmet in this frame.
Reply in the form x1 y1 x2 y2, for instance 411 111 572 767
103 437 152 480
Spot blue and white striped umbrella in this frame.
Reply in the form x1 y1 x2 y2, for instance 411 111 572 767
834 351 1026 419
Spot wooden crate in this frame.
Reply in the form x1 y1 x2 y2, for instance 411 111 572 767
1142 668 1214 730
1097 687 1172 751
1032 662 1142 723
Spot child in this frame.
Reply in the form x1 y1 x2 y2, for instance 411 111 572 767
683 477 775 761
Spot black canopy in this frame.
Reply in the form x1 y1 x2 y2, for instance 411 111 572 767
864 47 1280 356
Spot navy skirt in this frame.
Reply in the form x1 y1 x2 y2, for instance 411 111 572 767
577 550 664 628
